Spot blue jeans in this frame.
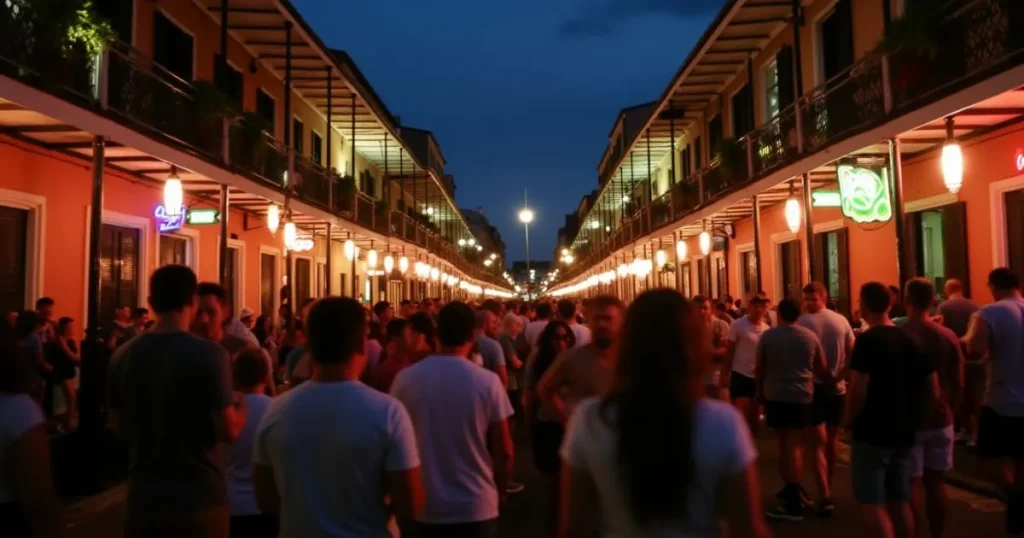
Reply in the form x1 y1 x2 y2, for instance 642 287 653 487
851 440 913 504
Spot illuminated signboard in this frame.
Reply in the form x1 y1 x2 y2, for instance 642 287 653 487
154 205 187 233
187 209 220 225
836 165 893 224
811 190 842 208
1016 149 1024 172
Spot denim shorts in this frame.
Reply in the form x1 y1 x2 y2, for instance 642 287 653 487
851 441 914 504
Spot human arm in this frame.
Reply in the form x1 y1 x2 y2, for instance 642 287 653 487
844 370 869 428
558 463 600 538
811 340 833 383
496 365 509 389
963 311 990 362
383 402 425 521
58 337 80 364
537 353 572 424
718 339 737 390
948 336 965 419
210 349 246 443
8 422 62 538
488 418 514 504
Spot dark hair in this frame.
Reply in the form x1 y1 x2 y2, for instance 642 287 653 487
385 319 407 342
535 303 553 320
604 288 705 527
234 348 269 388
368 320 383 343
905 277 935 311
197 282 228 304
35 297 54 309
437 302 476 347
860 282 892 315
306 298 366 364
0 322 33 393
777 298 801 323
14 310 40 340
406 312 437 352
715 302 727 312
557 299 576 321
518 303 530 316
691 295 708 306
57 317 74 335
132 307 149 319
803 281 827 296
373 301 392 316
400 300 412 307
252 314 272 346
300 297 316 310
530 320 575 385
480 299 502 315
590 294 624 311
989 267 1020 291
149 265 198 314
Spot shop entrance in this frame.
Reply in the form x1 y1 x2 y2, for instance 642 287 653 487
904 202 968 298
1007 189 1024 277
813 228 851 318
778 239 802 301
0 206 28 315
260 253 277 317
99 223 140 330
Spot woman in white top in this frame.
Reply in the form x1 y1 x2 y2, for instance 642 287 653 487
0 321 61 538
559 288 770 538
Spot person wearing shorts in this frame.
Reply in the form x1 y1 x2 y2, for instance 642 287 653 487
847 282 938 538
756 298 829 521
721 293 770 433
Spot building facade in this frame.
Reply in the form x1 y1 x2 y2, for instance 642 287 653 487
551 0 1024 315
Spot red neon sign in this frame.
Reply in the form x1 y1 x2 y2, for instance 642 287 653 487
1017 149 1024 172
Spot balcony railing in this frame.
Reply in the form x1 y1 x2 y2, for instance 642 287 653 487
562 0 1024 284
0 34 510 289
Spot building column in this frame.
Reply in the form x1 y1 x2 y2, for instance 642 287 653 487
218 185 231 289
889 138 910 287
752 194 763 293
802 173 816 283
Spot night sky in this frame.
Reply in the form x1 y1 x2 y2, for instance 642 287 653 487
293 0 724 263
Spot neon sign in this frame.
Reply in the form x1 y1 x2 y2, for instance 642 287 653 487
186 209 220 225
154 205 186 233
811 190 842 208
836 165 893 224
1016 149 1024 172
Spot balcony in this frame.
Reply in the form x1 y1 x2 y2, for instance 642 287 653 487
562 0 1024 283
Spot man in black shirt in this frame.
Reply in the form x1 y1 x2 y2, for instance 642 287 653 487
846 282 939 538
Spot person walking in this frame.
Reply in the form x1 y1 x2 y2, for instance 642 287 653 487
964 268 1024 535
194 283 275 396
226 349 277 538
498 312 526 495
254 297 424 537
108 265 245 538
757 298 831 521
559 289 769 538
846 282 939 538
524 302 553 351
476 310 509 387
936 278 982 446
720 293 771 433
694 296 730 398
902 278 964 538
557 299 591 348
798 281 856 515
373 313 435 394
391 302 514 538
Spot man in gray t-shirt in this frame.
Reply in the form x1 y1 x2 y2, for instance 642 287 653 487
476 310 508 387
937 279 979 338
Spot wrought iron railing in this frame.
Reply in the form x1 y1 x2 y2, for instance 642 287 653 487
799 56 885 155
750 104 799 176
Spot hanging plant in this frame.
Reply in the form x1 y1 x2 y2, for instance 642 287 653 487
2 0 114 83
874 3 941 59
713 137 747 178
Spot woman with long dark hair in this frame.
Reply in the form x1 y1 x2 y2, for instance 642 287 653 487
524 319 575 535
559 289 769 538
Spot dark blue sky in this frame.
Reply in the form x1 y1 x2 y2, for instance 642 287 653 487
293 0 723 262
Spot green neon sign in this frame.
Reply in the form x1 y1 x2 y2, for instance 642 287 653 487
187 209 220 225
812 190 841 208
836 165 892 224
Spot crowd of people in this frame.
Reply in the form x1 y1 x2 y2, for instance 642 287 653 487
0 262 1022 538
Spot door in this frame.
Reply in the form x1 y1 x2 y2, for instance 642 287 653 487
813 229 851 317
740 250 757 298
159 235 188 267
820 0 854 81
732 84 754 137
696 258 708 296
295 258 312 307
712 252 728 299
779 239 802 301
1007 189 1024 278
904 202 970 297
681 262 692 297
260 253 277 317
99 224 140 330
224 247 239 316
316 262 325 297
0 206 28 314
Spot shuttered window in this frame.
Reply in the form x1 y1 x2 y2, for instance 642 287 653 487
697 258 707 296
260 253 277 317
153 11 194 81
820 0 854 81
0 206 28 314
813 228 851 318
779 239 802 301
257 90 276 138
1007 190 1024 278
99 224 139 330
295 258 312 308
740 250 757 298
714 255 729 299
681 262 692 297
159 235 188 267
776 45 796 111
708 116 723 155
731 84 754 137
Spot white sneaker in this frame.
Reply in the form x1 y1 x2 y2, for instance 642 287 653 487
506 481 525 494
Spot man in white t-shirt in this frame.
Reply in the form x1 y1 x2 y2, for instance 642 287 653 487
558 299 591 348
254 297 424 537
523 302 553 350
391 302 515 538
720 292 770 432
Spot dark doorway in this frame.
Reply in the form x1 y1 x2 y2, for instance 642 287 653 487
295 258 312 308
0 206 28 315
819 0 854 82
153 11 194 81
813 228 851 317
1006 190 1024 278
159 235 188 267
903 202 970 298
779 239 802 301
99 224 139 330
260 253 277 318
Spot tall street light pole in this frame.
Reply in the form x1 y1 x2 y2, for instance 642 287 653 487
518 189 535 301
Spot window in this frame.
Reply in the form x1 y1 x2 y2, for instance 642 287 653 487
696 258 707 296
731 85 754 137
316 262 326 297
159 235 189 267
713 254 728 299
680 262 692 298
680 146 691 180
813 229 851 317
904 202 969 298
740 250 757 298
311 131 324 166
764 60 781 120
778 240 802 301
295 258 312 307
215 55 244 110
292 118 305 155
1008 190 1024 278
360 170 376 198
257 90 276 137
96 0 133 43
99 224 140 330
260 253 277 318
0 206 28 314
693 136 702 170
819 0 854 82
224 246 239 316
708 116 723 157
153 11 194 81
775 46 796 112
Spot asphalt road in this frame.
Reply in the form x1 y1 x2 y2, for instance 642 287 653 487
63 433 1007 538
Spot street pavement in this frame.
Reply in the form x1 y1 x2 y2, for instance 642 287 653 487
64 432 1006 538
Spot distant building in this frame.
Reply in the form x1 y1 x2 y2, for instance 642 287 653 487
510 260 555 298
462 207 506 267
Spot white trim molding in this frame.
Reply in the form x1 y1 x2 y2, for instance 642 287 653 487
770 231 800 302
154 226 200 270
0 188 46 309
905 192 960 213
814 218 846 234
259 245 283 316
226 238 246 316
989 173 1024 267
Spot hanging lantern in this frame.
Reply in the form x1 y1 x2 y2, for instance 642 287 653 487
383 255 394 274
399 256 409 274
617 264 629 278
283 221 297 251
699 231 711 256
163 167 183 217
367 249 378 269
343 239 356 260
655 249 667 267
441 272 449 285
784 196 802 234
266 204 280 236
676 240 688 261
941 117 963 194
430 267 440 281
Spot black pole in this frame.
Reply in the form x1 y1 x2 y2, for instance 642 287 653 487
669 108 676 183
219 185 230 289
78 136 105 493
752 194 763 293
802 174 816 283
325 69 333 295
791 0 805 97
325 224 332 296
882 0 893 35
283 22 293 146
889 138 909 287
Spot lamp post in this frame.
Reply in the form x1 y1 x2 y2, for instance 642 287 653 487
518 206 534 301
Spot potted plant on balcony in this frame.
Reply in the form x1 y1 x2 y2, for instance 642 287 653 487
334 175 356 212
192 79 234 154
710 137 746 194
874 3 941 108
